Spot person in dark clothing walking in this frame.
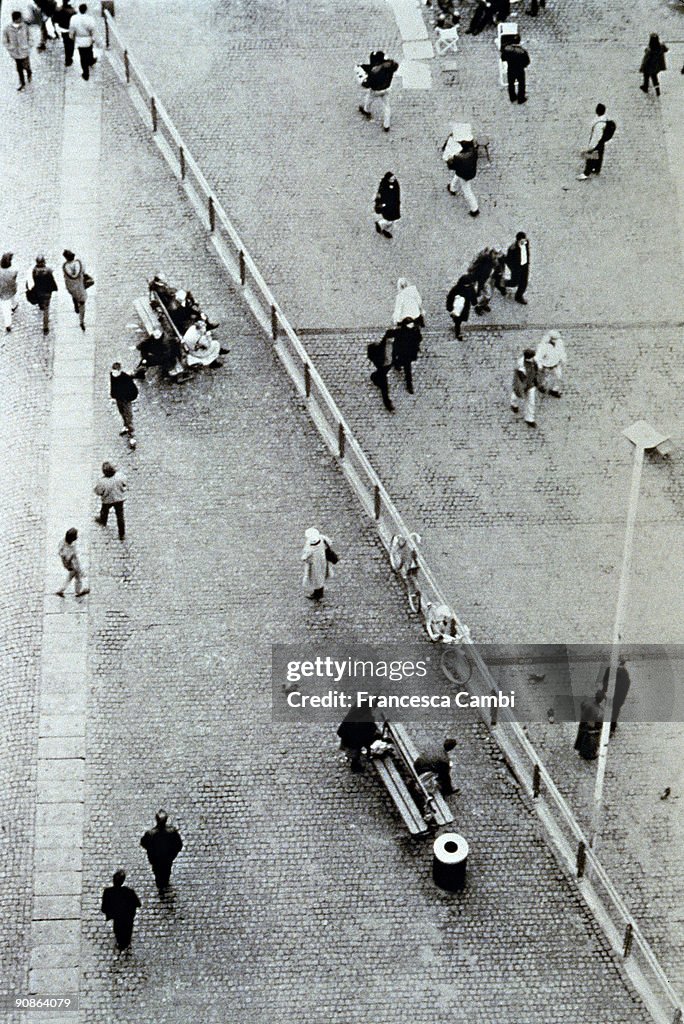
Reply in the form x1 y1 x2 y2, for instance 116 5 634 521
414 738 457 796
101 870 141 950
526 0 545 15
392 319 421 394
446 274 476 339
94 461 127 541
504 232 531 304
367 330 395 411
574 691 605 761
110 362 138 449
337 706 381 773
30 255 58 335
374 172 400 238
358 50 399 131
501 35 530 103
599 656 631 734
53 1 76 65
639 34 668 95
140 810 183 891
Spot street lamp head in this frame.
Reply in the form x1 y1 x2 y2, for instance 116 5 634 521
623 420 672 457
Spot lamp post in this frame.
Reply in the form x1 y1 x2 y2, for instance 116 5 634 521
590 421 671 849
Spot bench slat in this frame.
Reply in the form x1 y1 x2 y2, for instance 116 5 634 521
134 296 159 334
372 757 428 835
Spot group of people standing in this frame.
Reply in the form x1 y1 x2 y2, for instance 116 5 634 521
3 3 100 88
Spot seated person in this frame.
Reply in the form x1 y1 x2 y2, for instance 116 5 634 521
182 321 224 369
136 327 186 380
466 0 495 34
414 738 457 796
149 274 220 333
337 706 381 773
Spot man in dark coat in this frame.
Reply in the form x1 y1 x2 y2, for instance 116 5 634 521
101 870 141 950
574 691 605 761
337 706 380 773
359 50 399 131
109 362 139 449
414 738 457 796
374 172 400 238
599 657 631 734
446 274 477 339
501 36 530 103
53 2 76 65
526 0 546 15
30 255 58 334
504 232 531 304
140 810 184 890
391 319 421 395
367 331 394 411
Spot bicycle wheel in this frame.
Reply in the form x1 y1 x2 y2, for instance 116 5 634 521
440 644 473 685
407 578 421 613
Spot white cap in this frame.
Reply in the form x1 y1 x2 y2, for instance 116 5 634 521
305 527 321 543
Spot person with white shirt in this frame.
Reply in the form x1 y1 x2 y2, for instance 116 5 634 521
505 232 531 305
535 330 567 398
577 103 615 180
69 2 98 80
392 277 424 327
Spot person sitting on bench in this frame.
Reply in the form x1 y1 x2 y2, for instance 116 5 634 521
337 706 381 773
181 320 225 369
135 325 186 381
148 273 219 333
414 737 457 796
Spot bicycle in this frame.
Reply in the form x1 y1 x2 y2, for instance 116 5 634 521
389 532 422 612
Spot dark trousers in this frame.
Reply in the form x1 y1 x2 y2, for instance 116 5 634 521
451 314 465 339
14 57 32 87
641 71 659 93
402 362 414 394
515 264 529 300
78 44 94 78
583 142 605 176
370 367 393 410
527 0 545 13
150 859 173 889
98 502 126 540
113 915 135 949
61 32 75 66
508 69 526 102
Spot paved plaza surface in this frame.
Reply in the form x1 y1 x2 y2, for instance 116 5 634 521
0 0 682 1021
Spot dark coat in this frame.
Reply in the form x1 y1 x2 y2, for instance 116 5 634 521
374 177 401 221
449 145 478 182
446 277 476 321
110 371 139 403
140 824 183 867
640 43 667 75
337 706 379 750
600 665 631 712
53 4 76 31
101 884 140 924
362 58 399 92
32 266 58 299
505 239 530 284
468 250 495 290
501 44 530 73
368 332 393 369
391 322 421 367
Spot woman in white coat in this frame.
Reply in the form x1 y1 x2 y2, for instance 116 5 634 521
535 330 567 397
301 527 334 601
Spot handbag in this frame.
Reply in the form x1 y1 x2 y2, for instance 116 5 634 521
25 285 39 305
325 543 339 565
83 273 95 289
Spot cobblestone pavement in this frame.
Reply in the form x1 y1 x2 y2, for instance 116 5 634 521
77 74 651 1023
108 0 684 1004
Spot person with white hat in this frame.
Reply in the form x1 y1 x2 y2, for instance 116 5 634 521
301 527 335 601
535 330 567 398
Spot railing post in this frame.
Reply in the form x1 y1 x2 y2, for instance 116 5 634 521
576 841 586 879
239 251 246 286
490 688 498 726
104 14 110 49
338 423 346 460
270 305 278 341
150 97 158 133
123 49 130 84
179 145 185 180
623 923 633 958
208 196 215 233
373 484 381 521
532 764 541 798
304 364 311 399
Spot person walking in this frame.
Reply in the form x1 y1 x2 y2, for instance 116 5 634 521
599 656 631 734
3 11 33 92
140 810 183 891
504 232 531 304
53 1 76 65
577 104 615 180
467 248 501 315
100 870 141 950
56 527 89 597
510 347 540 427
445 129 480 217
109 362 138 449
62 250 88 330
30 255 58 335
0 253 19 334
391 318 421 395
574 691 605 761
501 35 530 103
358 50 399 131
94 461 127 541
70 3 98 80
33 0 58 51
446 274 477 340
367 330 395 411
414 738 458 797
301 527 334 601
535 330 566 397
639 34 668 95
393 277 424 327
373 172 401 239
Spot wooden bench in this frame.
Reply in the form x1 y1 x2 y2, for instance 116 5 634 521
134 295 160 336
383 720 455 828
372 754 429 836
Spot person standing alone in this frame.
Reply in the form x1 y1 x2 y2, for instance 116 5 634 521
70 3 98 80
101 870 141 951
3 11 33 92
62 250 88 330
373 172 400 239
140 811 183 891
505 232 531 304
94 461 127 541
0 253 18 334
577 104 615 180
56 528 89 597
301 527 334 601
109 363 138 449
501 35 530 104
639 34 668 95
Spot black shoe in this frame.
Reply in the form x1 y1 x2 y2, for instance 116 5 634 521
375 222 382 234
5 326 10 333
43 327 49 335
381 230 393 238
469 209 480 217
515 295 528 305
211 360 224 368
518 97 527 104
219 347 230 354
358 105 371 118
384 402 395 412
549 390 561 398
80 323 86 331
65 60 73 66
639 85 648 93
37 44 46 52
17 84 25 92
205 320 220 330
91 57 98 65
383 126 390 132
526 421 536 428
82 74 88 80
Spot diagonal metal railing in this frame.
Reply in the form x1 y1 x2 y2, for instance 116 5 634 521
102 12 681 1024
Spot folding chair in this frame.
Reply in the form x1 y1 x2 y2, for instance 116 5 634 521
435 25 459 55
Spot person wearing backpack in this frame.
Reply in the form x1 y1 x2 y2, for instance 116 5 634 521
577 104 615 180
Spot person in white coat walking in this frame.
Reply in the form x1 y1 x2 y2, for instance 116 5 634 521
0 253 18 333
535 330 567 397
301 527 334 601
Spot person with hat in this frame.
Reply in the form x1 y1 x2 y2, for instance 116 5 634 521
358 49 399 131
62 249 88 330
301 527 334 601
535 330 566 398
0 253 18 333
140 810 184 891
100 869 141 950
29 255 58 335
510 347 540 427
